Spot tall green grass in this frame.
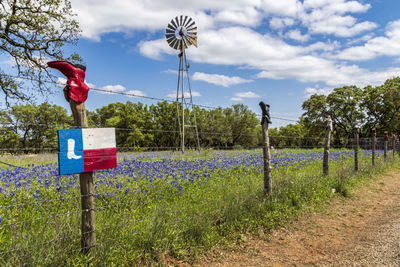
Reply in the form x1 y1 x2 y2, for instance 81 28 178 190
0 150 398 266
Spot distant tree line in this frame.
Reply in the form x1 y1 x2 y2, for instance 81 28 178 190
1 77 399 153
0 102 261 153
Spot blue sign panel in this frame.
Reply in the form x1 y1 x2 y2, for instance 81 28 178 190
58 129 84 175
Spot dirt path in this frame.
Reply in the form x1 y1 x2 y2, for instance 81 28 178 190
199 170 400 266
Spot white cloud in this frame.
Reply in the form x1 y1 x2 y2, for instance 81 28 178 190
300 0 375 37
269 17 295 30
230 91 260 101
192 72 252 87
161 69 178 75
99 84 126 94
303 87 332 98
166 91 201 98
235 91 260 98
338 20 400 61
126 90 147 97
141 23 398 87
70 0 398 91
285 29 310 42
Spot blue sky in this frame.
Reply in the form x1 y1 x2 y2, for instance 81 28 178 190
4 0 400 127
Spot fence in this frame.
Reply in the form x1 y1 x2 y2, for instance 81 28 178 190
0 74 399 263
0 127 397 262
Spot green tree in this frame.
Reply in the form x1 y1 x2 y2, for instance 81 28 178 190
223 104 259 148
2 103 71 152
96 102 154 149
301 86 364 146
0 0 80 105
362 77 400 135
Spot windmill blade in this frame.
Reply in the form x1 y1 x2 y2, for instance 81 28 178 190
186 21 195 29
171 38 180 50
170 19 177 30
174 16 180 28
165 34 175 42
182 38 189 49
166 35 176 44
166 37 176 48
167 24 176 32
184 17 192 27
179 15 183 26
182 16 188 27
166 28 175 35
187 26 197 32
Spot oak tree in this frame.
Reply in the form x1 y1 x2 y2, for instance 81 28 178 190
0 0 80 105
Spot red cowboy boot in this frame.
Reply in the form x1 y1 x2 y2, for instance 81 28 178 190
47 61 90 103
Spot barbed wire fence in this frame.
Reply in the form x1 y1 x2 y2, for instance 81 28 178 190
0 73 399 263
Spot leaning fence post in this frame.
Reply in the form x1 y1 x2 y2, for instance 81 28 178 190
372 128 376 166
259 101 272 198
47 61 96 256
323 116 332 175
384 131 388 161
354 126 360 171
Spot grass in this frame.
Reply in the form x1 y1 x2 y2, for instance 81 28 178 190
0 149 398 266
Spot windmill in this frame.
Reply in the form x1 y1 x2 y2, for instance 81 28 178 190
165 15 200 152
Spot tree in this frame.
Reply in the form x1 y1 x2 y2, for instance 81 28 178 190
223 104 259 148
362 77 400 135
0 103 71 152
301 86 364 146
0 0 80 105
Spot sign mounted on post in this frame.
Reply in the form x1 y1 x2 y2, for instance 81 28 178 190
58 128 117 175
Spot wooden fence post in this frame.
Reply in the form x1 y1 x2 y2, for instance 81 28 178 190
384 131 388 161
354 127 359 171
259 102 272 198
398 135 400 158
392 134 396 160
69 99 96 255
372 128 376 166
323 117 332 175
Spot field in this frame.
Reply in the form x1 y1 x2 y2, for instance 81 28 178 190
0 149 396 265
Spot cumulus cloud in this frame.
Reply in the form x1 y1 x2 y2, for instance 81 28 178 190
303 87 332 98
100 84 126 93
126 90 147 97
285 29 310 42
230 91 260 101
338 20 400 61
166 91 201 98
70 0 397 90
96 84 146 98
192 72 252 87
161 69 178 75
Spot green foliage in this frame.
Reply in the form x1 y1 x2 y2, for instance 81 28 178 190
301 77 400 141
0 103 72 152
0 0 81 105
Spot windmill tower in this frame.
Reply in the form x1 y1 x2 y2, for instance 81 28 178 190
165 15 200 152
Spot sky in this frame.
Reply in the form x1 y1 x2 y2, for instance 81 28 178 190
5 0 400 128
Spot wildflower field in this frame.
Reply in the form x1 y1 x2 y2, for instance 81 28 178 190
0 149 396 265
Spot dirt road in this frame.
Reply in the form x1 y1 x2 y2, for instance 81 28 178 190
200 170 400 266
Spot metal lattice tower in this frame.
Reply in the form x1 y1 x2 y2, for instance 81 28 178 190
165 15 200 152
